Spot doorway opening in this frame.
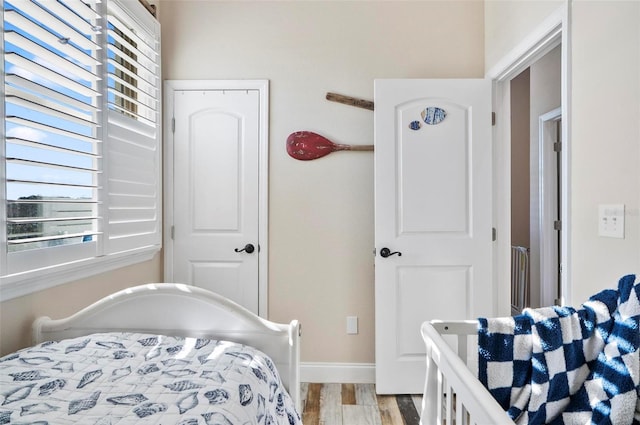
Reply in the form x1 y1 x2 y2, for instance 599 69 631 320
509 45 561 313
491 3 571 315
510 45 562 314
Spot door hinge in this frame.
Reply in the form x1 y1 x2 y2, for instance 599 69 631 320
554 220 562 231
171 117 175 133
492 227 497 241
171 225 175 240
553 142 561 152
491 112 496 126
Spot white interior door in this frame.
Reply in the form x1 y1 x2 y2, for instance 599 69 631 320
171 89 260 314
374 79 494 394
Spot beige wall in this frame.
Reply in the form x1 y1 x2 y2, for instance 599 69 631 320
569 0 640 303
158 0 484 363
0 254 162 355
510 69 531 250
486 0 640 305
485 0 564 74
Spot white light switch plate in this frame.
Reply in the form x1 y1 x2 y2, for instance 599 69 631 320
346 316 358 334
598 204 625 238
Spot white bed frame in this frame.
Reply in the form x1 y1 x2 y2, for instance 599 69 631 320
32 283 301 412
420 320 514 425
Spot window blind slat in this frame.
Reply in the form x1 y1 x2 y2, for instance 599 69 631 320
109 72 157 105
7 97 97 130
6 74 100 114
107 103 155 127
7 0 101 51
107 57 156 88
7 158 98 173
8 198 99 204
7 137 100 159
66 0 101 21
7 179 98 189
107 220 157 238
33 0 98 36
5 31 99 84
8 232 101 245
6 89 98 126
107 28 157 71
4 10 100 68
107 56 156 89
8 216 99 224
7 116 99 144
107 11 158 59
107 87 156 116
6 53 101 98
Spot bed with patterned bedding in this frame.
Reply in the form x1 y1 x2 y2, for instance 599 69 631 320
0 331 301 425
0 283 302 425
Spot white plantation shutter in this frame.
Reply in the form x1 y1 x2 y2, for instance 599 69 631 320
1 0 161 294
104 0 161 254
3 0 102 273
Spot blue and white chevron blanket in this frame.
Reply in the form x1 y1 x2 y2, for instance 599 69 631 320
478 274 640 425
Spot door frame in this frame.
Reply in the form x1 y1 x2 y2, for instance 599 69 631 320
539 107 562 306
163 80 270 317
489 3 572 313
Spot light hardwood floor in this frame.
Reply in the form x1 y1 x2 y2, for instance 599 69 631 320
300 383 422 425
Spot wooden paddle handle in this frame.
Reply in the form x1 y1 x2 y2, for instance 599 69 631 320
333 143 374 152
345 144 374 151
326 92 374 111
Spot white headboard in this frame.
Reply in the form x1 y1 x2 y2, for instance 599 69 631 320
32 283 301 409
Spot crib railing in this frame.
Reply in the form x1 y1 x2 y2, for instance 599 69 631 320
420 320 514 425
511 246 530 314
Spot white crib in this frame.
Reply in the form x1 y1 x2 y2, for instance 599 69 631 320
420 320 514 425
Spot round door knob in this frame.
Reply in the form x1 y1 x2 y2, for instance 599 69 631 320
235 243 255 254
380 247 401 258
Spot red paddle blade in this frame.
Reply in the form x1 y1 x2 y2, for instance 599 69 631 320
286 131 339 161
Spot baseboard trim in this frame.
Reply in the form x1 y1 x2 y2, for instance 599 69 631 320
300 362 375 383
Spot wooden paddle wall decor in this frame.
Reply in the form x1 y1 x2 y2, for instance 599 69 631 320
286 92 374 161
287 131 373 161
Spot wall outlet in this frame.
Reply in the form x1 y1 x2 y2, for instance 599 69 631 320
346 316 358 335
598 204 625 238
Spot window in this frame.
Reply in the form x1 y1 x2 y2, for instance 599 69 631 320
1 0 161 300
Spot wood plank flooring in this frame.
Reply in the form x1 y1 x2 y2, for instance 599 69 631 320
300 383 422 425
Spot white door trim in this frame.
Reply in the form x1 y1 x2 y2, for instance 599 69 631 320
539 107 562 307
163 80 270 317
489 2 572 312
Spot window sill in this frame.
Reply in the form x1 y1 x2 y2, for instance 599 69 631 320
0 245 160 302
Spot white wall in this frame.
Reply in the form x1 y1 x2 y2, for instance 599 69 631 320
486 0 640 305
158 0 485 364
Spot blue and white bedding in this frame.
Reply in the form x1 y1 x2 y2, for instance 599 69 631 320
478 274 640 425
0 332 302 425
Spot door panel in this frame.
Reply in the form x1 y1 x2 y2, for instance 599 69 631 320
374 79 493 394
173 90 259 314
396 266 470 354
399 101 469 233
191 109 241 230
